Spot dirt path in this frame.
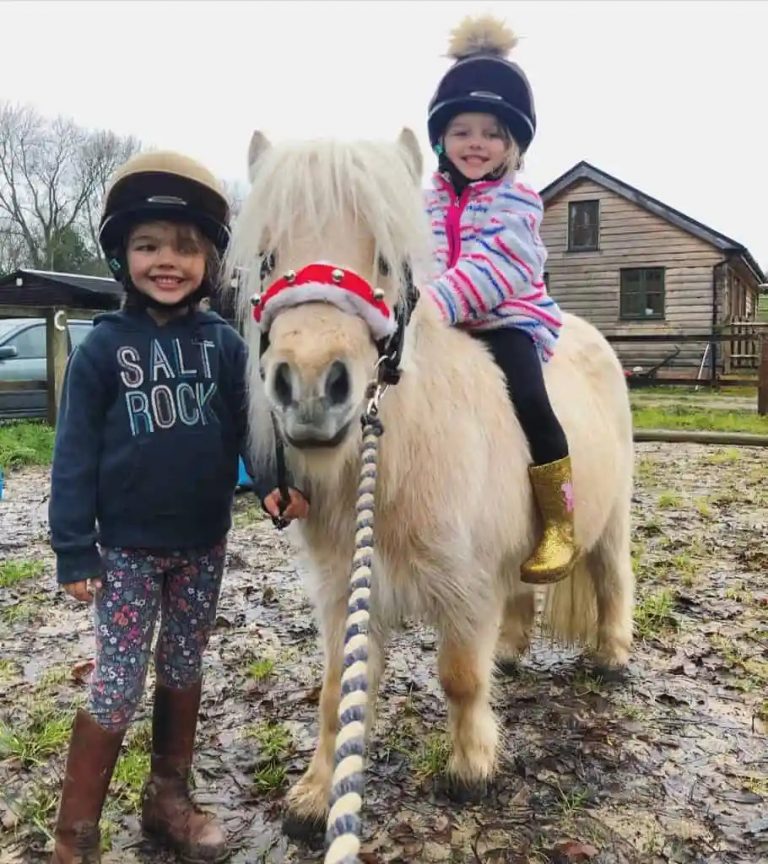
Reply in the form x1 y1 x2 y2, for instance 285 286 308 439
1 444 767 863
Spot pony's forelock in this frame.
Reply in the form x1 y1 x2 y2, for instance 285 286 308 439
227 137 431 327
226 136 433 490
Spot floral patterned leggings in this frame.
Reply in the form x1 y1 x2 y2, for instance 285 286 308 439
89 541 226 730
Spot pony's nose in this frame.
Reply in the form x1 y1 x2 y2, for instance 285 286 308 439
272 362 294 408
324 360 350 407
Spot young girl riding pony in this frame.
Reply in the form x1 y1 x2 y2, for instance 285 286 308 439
423 16 578 585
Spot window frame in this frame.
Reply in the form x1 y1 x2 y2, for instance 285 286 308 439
619 267 666 321
567 199 600 252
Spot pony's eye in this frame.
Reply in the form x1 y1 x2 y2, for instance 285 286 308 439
260 252 276 282
377 256 390 278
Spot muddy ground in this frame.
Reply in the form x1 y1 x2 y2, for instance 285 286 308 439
1 443 767 864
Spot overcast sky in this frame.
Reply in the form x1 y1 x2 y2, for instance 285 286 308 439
4 0 767 271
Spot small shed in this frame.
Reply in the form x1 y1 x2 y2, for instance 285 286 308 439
539 162 765 379
0 269 123 423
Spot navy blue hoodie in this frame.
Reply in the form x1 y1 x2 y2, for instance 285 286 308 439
49 308 270 584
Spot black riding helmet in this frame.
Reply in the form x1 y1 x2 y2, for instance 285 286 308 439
427 16 536 155
99 151 231 309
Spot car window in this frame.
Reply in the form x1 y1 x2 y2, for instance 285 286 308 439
69 322 92 349
8 324 46 359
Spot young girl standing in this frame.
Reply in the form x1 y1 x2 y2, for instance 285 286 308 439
49 151 307 863
424 16 577 585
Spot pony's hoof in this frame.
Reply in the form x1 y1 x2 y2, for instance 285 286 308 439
281 810 325 845
443 775 488 804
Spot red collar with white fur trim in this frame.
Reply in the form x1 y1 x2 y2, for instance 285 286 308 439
252 262 396 342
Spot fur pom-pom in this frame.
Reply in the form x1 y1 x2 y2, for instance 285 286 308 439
447 16 518 60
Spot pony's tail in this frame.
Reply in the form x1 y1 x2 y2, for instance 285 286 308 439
540 556 598 648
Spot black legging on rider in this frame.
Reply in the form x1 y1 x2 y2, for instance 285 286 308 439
470 327 569 466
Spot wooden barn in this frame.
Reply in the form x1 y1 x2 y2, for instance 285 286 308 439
539 162 766 380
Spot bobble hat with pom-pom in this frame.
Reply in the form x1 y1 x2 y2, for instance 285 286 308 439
427 15 537 153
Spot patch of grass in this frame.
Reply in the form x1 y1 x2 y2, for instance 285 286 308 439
413 732 450 780
744 775 768 798
112 749 150 811
233 497 265 528
247 657 276 682
632 404 768 434
619 703 644 721
657 491 682 509
635 457 657 482
0 702 71 766
694 497 713 519
0 558 45 588
710 635 768 688
572 668 605 696
18 785 58 839
254 762 287 793
638 515 664 537
38 665 70 690
670 553 698 587
630 539 650 582
0 421 55 469
705 447 742 465
0 658 20 683
724 583 753 604
634 589 678 640
248 721 292 760
756 701 768 722
1 597 43 625
110 720 151 811
554 781 590 816
246 721 292 793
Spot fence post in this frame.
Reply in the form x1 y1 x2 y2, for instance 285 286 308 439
759 334 768 416
46 308 69 427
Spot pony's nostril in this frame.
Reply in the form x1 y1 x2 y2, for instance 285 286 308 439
325 361 350 406
272 362 293 407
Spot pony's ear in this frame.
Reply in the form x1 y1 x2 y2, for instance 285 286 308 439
247 130 271 181
397 127 423 182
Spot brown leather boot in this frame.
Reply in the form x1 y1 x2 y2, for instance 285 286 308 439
141 681 228 863
51 710 126 864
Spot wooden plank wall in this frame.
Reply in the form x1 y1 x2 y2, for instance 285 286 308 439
541 179 724 375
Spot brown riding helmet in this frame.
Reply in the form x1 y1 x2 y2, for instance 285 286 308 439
99 151 231 275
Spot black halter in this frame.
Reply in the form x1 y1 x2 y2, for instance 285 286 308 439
373 261 419 386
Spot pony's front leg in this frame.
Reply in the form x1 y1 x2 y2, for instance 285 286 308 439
438 609 501 800
283 596 386 839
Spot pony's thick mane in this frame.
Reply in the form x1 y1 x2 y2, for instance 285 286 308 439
225 136 433 491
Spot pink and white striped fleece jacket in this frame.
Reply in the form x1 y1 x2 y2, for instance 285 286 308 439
423 171 562 362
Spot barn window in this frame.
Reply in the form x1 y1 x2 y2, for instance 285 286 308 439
568 200 599 251
620 268 665 320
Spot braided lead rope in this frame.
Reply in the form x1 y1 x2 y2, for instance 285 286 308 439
323 412 384 864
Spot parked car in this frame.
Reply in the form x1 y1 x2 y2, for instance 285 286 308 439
0 318 93 419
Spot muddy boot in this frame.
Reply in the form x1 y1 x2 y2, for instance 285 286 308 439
521 455 580 585
141 681 228 863
51 709 126 864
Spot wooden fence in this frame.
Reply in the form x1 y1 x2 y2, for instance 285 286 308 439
0 306 98 425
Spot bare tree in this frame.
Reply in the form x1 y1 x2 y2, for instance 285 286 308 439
0 216 27 275
0 102 141 272
221 178 248 221
78 128 142 261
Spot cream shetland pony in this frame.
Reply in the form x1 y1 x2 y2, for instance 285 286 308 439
229 129 634 830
